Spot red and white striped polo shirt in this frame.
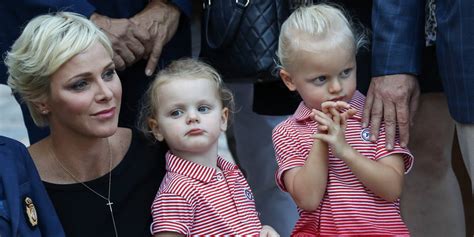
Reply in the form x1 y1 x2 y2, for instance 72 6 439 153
150 152 262 236
272 91 414 236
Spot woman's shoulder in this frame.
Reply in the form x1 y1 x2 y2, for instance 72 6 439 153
27 138 58 181
114 127 167 173
113 127 133 157
112 127 160 160
115 127 154 149
124 127 166 154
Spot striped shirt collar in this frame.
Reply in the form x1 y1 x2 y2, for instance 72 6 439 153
165 152 238 183
293 90 365 122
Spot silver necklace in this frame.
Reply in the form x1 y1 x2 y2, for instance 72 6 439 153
50 139 118 237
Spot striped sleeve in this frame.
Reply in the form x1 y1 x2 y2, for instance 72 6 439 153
374 123 414 173
272 123 307 192
150 193 193 235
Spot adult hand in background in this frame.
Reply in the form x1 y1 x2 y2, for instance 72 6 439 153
131 0 180 76
91 13 150 71
362 74 420 150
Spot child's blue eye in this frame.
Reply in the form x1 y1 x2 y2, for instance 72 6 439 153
341 68 353 78
312 76 327 86
198 105 211 113
170 110 183 118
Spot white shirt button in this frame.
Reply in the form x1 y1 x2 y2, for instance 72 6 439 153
216 172 224 181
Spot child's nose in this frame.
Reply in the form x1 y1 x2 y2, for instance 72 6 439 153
328 79 342 93
186 111 200 124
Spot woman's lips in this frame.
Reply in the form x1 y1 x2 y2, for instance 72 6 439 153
92 107 116 119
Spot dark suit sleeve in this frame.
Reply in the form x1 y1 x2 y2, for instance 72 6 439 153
371 0 425 77
170 0 192 18
0 137 65 236
6 0 96 21
0 195 9 237
21 143 65 236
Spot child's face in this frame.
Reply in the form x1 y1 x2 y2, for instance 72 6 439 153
148 78 228 155
280 41 357 110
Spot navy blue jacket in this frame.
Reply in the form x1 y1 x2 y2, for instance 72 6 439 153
0 136 65 237
372 0 474 123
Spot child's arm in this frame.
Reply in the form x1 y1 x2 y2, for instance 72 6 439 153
282 122 329 211
312 103 404 202
153 232 184 237
338 150 404 202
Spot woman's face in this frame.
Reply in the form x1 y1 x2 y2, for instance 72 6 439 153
42 42 122 138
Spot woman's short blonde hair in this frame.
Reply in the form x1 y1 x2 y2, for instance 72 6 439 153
5 12 113 127
277 4 367 70
138 58 235 141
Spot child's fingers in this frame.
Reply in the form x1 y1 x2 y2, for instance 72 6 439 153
335 101 351 110
321 101 337 113
318 125 328 131
314 109 332 119
328 107 341 125
343 108 358 118
340 108 358 125
321 101 350 111
313 110 333 126
260 225 280 237
259 229 269 237
321 101 352 118
309 109 318 121
311 133 330 143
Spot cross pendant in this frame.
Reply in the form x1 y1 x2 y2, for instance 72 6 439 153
106 201 114 213
106 200 119 237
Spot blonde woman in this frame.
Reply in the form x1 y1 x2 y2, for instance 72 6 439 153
6 12 167 237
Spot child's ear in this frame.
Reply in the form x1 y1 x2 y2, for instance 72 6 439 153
280 69 297 91
220 107 229 132
148 118 164 141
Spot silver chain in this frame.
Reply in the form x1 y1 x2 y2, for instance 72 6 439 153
50 139 119 237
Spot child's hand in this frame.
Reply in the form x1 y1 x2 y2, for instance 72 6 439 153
310 101 357 134
321 100 350 113
321 101 357 122
259 225 280 237
311 106 352 158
